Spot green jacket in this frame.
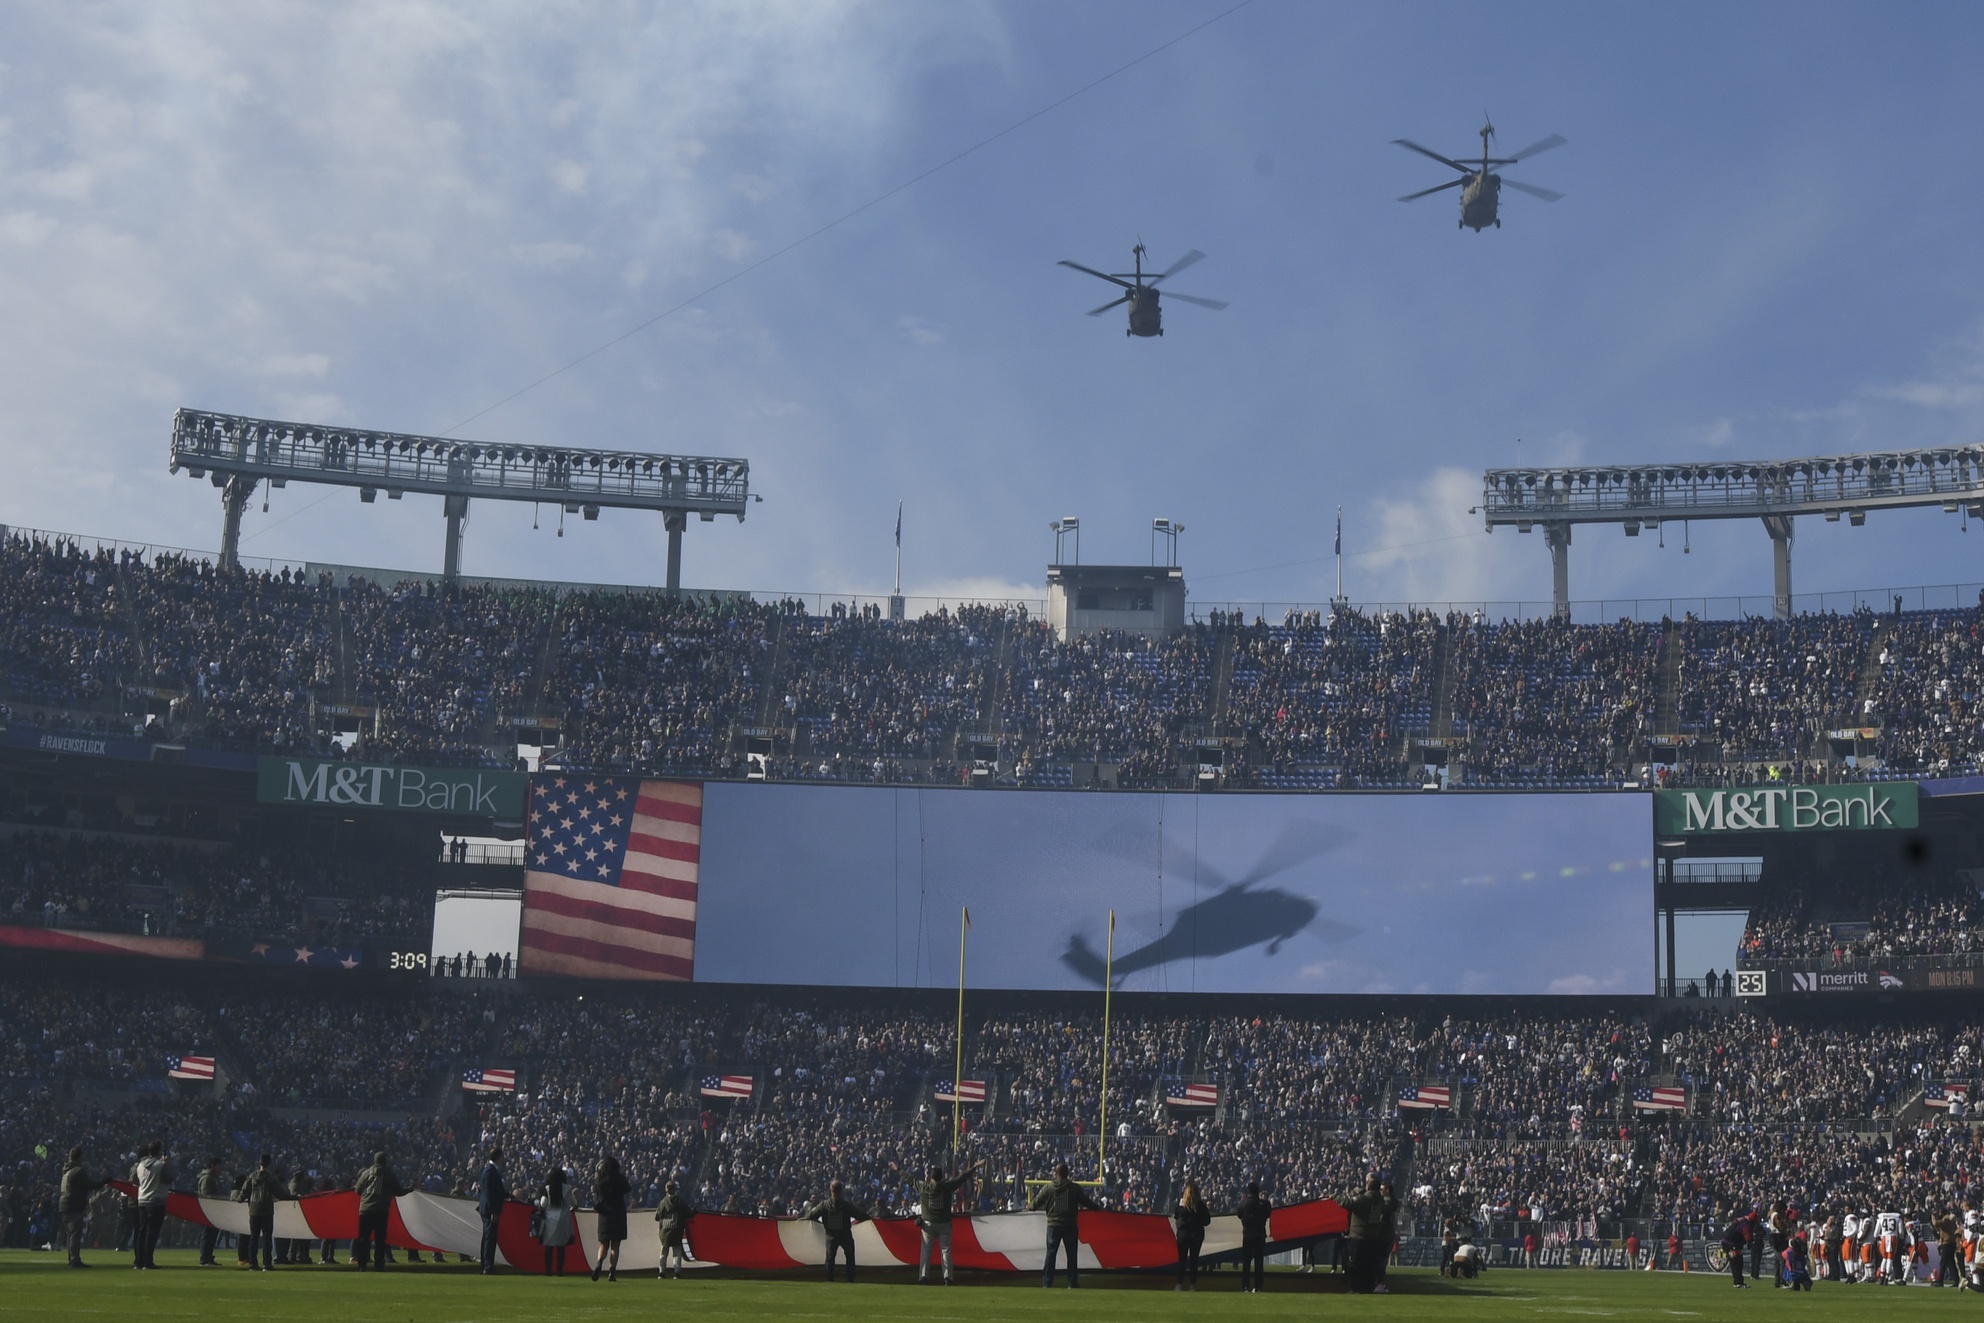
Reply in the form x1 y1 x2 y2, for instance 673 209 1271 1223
354 1161 405 1215
656 1193 693 1241
918 1174 971 1225
803 1196 867 1238
1341 1190 1397 1242
239 1169 286 1217
59 1161 98 1215
1029 1176 1099 1230
196 1167 226 1199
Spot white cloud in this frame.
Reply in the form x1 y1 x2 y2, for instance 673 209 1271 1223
710 227 754 261
898 315 943 345
550 159 588 195
1359 466 1526 605
506 241 589 268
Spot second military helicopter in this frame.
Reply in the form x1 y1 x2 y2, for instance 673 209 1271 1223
1394 118 1566 231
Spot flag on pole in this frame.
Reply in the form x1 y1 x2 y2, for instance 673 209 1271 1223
701 1074 754 1099
1334 508 1341 557
519 775 701 981
895 502 902 548
166 1055 215 1081
462 1068 517 1093
935 1080 987 1103
1398 1084 1450 1109
1166 1082 1219 1107
1632 1085 1687 1112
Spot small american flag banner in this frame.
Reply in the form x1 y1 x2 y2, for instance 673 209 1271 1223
935 1080 987 1103
701 1074 754 1099
1634 1085 1687 1112
463 1068 517 1093
1398 1084 1450 1110
1167 1082 1220 1107
166 1055 215 1081
520 775 702 981
1925 1082 1970 1110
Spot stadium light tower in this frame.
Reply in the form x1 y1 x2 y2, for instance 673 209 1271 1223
170 408 754 590
1481 445 1984 619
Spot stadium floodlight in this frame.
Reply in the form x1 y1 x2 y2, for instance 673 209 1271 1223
169 408 753 590
1481 445 1984 620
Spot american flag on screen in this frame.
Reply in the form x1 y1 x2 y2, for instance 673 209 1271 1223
1167 1082 1220 1107
701 1074 754 1099
1397 1084 1450 1110
935 1079 987 1103
519 775 701 981
166 1054 215 1081
1633 1085 1687 1112
462 1068 517 1093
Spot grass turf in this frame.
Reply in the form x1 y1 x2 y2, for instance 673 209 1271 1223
0 1250 1974 1321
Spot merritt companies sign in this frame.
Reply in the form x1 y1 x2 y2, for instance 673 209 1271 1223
257 756 525 818
1654 783 1918 836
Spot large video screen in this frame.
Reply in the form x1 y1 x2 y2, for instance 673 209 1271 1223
694 786 1651 995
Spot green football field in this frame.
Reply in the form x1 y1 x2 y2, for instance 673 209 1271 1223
0 1251 1976 1321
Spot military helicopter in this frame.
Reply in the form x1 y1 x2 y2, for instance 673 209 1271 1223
1058 243 1228 337
1059 820 1362 986
1393 118 1565 230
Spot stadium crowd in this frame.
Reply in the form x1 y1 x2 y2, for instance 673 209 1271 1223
13 533 1984 791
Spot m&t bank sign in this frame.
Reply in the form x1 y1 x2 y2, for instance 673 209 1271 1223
1654 783 1918 836
257 756 525 818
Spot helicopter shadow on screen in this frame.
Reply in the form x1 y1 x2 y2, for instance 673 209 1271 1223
1060 818 1364 987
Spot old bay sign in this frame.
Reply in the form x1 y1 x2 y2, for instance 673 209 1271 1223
1655 783 1918 836
258 756 525 818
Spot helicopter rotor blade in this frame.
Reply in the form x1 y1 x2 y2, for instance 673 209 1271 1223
1506 133 1567 162
1392 138 1470 173
1149 249 1205 285
1163 292 1228 311
1502 177 1564 202
1058 260 1133 289
1398 178 1466 202
1086 294 1131 317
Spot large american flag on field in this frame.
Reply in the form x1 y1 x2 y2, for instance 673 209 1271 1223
1633 1085 1687 1112
166 1054 215 1081
1398 1084 1450 1110
519 775 702 981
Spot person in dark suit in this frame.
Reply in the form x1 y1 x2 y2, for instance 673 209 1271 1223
476 1148 509 1274
1236 1181 1272 1293
1171 1179 1210 1291
590 1155 630 1282
803 1179 869 1282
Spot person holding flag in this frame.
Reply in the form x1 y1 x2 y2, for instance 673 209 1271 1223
917 1159 983 1285
803 1179 870 1282
1031 1161 1100 1289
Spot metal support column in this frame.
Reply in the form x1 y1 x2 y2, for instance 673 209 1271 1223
664 510 687 597
218 475 258 570
1763 515 1793 619
442 495 468 581
1544 522 1571 620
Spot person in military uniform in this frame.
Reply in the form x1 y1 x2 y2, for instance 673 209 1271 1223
58 1147 106 1268
238 1154 286 1271
286 1169 315 1263
917 1159 982 1285
1340 1173 1397 1294
1030 1162 1100 1289
1235 1181 1273 1293
353 1151 406 1271
194 1156 226 1265
476 1148 509 1275
803 1179 870 1282
655 1180 693 1279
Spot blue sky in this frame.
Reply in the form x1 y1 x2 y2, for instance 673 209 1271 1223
1 1 1981 611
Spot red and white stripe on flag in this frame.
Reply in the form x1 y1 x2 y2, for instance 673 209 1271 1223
463 1068 516 1093
1399 1084 1450 1109
166 1055 216 1080
702 1074 754 1099
936 1080 987 1103
519 777 701 981
1635 1086 1687 1111
1167 1083 1219 1107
